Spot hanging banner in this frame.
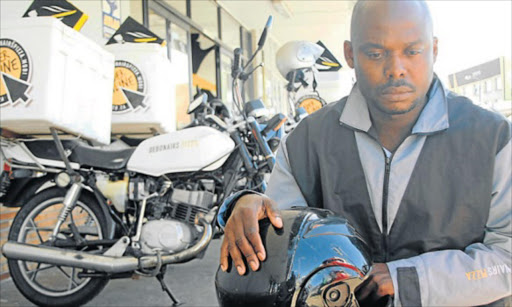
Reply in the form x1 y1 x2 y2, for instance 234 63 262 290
315 41 342 72
102 0 121 39
22 0 88 31
106 17 166 46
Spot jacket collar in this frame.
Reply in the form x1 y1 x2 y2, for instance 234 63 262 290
339 76 450 135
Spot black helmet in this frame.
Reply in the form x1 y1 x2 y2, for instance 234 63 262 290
215 207 372 307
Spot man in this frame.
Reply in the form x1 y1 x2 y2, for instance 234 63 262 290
218 1 512 306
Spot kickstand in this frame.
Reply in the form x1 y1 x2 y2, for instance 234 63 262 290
156 271 182 306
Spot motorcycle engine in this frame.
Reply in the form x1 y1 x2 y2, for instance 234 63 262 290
138 179 215 255
140 219 195 254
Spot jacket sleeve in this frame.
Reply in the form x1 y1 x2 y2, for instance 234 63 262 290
217 135 307 227
264 134 308 209
387 139 512 306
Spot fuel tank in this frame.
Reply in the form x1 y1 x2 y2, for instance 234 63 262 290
127 126 235 176
215 207 372 307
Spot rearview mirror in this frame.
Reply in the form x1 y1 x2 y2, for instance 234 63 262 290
187 93 208 114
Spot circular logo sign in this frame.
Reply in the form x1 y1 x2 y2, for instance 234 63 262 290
112 60 145 113
297 95 326 114
0 38 31 106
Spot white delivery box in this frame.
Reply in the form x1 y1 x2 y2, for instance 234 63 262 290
0 17 114 145
106 43 176 135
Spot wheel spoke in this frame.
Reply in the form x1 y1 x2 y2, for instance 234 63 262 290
28 219 44 243
56 266 78 288
29 263 41 281
15 194 107 300
68 268 76 291
24 227 55 232
26 263 55 281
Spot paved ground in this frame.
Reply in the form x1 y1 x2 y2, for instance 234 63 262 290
0 239 222 307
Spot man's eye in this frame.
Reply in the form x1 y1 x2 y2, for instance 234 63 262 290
407 49 423 56
366 52 383 59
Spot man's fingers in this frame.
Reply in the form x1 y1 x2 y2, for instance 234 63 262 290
243 220 266 261
234 219 260 271
234 235 260 271
227 237 246 275
220 238 229 271
218 194 281 275
262 197 283 228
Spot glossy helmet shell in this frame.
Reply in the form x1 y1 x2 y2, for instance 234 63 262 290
215 207 372 307
276 41 324 81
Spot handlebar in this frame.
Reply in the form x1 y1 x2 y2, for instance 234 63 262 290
257 16 273 49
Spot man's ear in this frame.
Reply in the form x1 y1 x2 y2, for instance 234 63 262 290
433 36 438 63
344 40 355 69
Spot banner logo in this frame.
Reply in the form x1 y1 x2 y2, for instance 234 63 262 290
106 17 165 46
0 39 32 107
112 60 147 113
315 41 342 72
23 0 89 31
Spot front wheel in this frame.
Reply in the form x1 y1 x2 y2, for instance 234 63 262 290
7 187 110 306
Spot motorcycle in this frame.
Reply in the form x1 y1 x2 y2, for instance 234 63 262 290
0 16 282 307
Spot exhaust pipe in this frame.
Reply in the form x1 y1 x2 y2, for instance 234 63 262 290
1 218 213 274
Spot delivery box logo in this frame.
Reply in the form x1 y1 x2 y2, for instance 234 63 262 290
112 60 148 113
0 39 32 107
297 95 327 114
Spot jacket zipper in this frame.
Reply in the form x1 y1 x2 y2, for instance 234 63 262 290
381 153 392 262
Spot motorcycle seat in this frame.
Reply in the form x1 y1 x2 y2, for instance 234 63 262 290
24 140 135 170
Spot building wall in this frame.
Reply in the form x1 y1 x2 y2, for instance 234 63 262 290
0 206 19 281
448 57 511 116
504 57 511 101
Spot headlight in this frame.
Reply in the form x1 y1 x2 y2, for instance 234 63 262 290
55 172 71 188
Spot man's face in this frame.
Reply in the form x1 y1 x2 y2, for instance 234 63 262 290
344 2 438 115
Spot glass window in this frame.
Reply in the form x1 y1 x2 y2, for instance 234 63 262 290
241 28 254 100
163 0 187 16
241 28 252 60
485 79 493 92
220 51 234 110
128 1 143 24
191 30 217 98
170 23 192 129
148 6 193 129
221 10 241 50
149 9 167 46
191 0 218 38
496 77 503 90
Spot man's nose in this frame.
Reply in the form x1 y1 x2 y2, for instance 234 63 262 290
384 55 406 79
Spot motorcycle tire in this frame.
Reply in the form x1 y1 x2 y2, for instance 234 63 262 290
7 187 110 307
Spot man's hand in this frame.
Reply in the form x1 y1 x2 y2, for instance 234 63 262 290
219 194 283 275
355 263 394 305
